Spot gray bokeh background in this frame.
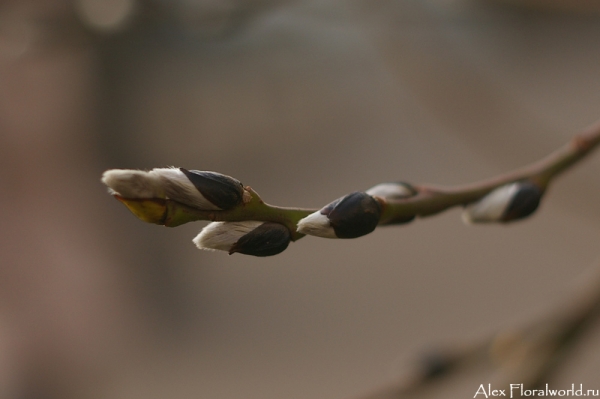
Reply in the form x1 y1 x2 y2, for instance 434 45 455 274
2 1 600 398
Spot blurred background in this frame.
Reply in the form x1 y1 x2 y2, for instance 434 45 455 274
2 0 600 398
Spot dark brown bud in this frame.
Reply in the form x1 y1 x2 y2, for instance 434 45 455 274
322 192 381 238
180 168 244 210
229 222 291 257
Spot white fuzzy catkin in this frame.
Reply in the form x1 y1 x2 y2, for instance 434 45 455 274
101 169 163 199
193 221 264 252
101 168 221 210
296 212 337 238
462 183 520 224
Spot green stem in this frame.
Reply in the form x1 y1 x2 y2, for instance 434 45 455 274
163 187 315 241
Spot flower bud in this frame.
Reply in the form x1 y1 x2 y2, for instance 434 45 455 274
462 182 542 224
179 168 244 210
193 221 291 257
297 192 381 239
366 182 416 200
366 182 417 225
102 167 244 210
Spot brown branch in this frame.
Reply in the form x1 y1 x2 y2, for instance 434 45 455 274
379 119 600 222
352 258 600 399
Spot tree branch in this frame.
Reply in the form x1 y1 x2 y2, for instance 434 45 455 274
103 118 600 255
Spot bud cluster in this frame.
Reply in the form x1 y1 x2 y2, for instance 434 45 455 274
101 166 549 257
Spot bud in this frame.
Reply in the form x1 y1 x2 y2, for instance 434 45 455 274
178 168 244 210
101 167 244 210
462 182 542 224
297 192 381 239
366 182 417 225
193 221 291 257
366 182 416 200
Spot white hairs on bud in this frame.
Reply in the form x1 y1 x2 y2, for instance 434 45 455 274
101 167 221 210
366 183 414 200
150 168 220 210
462 183 519 224
296 212 337 238
101 169 163 198
193 221 263 252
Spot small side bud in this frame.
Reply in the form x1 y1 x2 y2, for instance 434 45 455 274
367 182 417 225
297 192 381 239
230 222 291 257
193 221 291 257
462 182 543 224
366 182 416 200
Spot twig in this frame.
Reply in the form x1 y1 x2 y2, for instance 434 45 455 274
103 119 600 255
379 118 600 222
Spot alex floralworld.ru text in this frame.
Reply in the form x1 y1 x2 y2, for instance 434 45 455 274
474 384 600 398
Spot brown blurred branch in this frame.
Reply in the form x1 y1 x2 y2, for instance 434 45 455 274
353 259 600 399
